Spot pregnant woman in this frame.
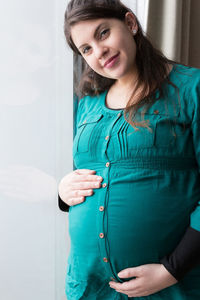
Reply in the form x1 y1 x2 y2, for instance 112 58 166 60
58 0 200 299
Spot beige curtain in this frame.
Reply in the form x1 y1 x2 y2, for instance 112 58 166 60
146 0 200 68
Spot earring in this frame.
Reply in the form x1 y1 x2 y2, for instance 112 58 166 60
133 29 137 35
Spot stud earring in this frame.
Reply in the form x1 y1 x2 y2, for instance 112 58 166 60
133 29 137 35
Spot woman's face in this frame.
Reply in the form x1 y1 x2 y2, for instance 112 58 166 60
70 12 138 82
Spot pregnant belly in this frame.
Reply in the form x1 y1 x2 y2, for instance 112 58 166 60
68 171 190 273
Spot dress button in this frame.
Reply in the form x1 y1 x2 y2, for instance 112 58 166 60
99 206 104 211
106 162 110 167
154 110 159 114
102 183 107 188
110 277 115 281
105 135 109 140
103 257 108 262
117 113 121 117
83 119 87 124
99 233 104 238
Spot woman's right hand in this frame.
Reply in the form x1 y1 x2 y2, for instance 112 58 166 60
58 169 103 207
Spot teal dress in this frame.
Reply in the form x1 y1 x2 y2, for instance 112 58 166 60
66 64 200 299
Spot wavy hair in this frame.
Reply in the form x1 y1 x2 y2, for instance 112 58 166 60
64 0 179 129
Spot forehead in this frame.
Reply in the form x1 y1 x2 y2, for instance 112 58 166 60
71 18 123 48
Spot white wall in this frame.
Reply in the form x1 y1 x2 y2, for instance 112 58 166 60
0 0 72 299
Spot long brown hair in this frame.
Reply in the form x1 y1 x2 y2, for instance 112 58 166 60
64 0 179 129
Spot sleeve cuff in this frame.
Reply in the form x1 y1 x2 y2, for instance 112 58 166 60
58 194 70 212
160 226 200 281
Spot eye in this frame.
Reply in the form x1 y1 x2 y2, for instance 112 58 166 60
100 29 110 38
81 29 110 55
82 46 91 54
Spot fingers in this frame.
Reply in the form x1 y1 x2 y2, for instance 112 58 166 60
69 189 94 198
72 169 103 189
58 169 103 208
74 169 96 175
110 280 135 292
109 280 139 297
70 180 102 190
73 173 103 182
64 197 84 207
67 197 86 206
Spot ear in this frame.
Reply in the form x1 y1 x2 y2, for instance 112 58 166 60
124 12 138 34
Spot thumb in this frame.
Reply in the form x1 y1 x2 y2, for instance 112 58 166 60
118 267 140 278
75 169 96 174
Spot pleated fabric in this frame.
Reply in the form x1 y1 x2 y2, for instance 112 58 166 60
66 64 200 299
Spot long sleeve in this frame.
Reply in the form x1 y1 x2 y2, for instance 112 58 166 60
58 193 70 212
160 227 200 281
160 72 200 281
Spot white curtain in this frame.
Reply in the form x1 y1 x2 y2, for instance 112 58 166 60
0 0 72 299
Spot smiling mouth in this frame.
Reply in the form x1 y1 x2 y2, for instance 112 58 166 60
104 53 120 68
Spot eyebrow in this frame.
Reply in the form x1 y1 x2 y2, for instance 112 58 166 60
78 22 108 50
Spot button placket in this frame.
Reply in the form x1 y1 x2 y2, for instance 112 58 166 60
99 233 105 238
106 162 110 167
97 113 122 278
103 257 108 263
97 184 110 269
104 113 122 154
99 206 104 211
96 160 110 270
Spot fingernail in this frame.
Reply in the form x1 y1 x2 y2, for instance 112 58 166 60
109 282 114 287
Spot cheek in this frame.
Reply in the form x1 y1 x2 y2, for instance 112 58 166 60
122 40 137 64
128 43 137 60
84 56 97 69
117 33 136 56
82 59 95 73
84 58 105 76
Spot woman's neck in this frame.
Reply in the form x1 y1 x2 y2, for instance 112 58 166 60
106 63 174 109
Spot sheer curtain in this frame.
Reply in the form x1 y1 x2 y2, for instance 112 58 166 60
0 0 72 299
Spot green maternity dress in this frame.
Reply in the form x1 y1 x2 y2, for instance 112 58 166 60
65 64 200 299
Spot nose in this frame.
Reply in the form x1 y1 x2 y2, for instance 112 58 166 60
93 44 108 60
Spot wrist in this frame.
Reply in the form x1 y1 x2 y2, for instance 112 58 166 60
160 264 178 285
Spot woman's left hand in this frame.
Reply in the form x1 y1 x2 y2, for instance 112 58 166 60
109 263 178 297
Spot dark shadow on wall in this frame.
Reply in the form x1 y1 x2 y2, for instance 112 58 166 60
189 0 200 68
73 53 84 170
